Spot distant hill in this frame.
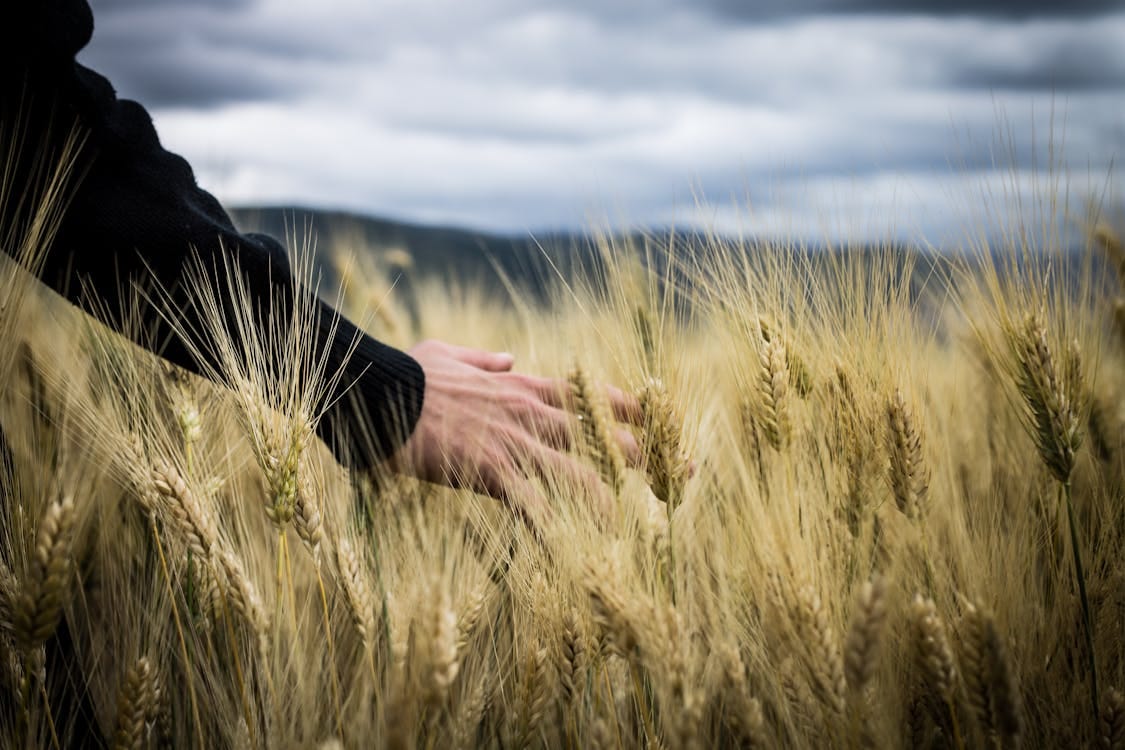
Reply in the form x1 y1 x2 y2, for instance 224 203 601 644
228 205 595 296
228 206 1108 323
228 205 953 315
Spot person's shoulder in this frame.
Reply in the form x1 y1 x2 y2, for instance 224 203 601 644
2 0 94 63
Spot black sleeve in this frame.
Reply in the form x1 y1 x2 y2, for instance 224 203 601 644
0 0 425 466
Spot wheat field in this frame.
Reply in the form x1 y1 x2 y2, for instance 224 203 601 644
1 154 1124 749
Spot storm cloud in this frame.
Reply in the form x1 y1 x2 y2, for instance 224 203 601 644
705 0 1124 21
79 0 1124 239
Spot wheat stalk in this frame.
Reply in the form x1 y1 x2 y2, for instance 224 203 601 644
1008 314 1098 718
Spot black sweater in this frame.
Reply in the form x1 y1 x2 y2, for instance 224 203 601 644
0 1 425 467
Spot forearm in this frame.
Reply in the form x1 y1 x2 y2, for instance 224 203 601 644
1 1 424 464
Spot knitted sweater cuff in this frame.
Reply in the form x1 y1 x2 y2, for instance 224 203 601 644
314 310 426 469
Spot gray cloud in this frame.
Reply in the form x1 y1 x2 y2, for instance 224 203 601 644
77 0 1124 237
705 0 1124 21
950 44 1125 91
89 0 251 10
81 4 323 107
84 47 288 107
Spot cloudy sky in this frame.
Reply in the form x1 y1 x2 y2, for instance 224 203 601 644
81 0 1124 242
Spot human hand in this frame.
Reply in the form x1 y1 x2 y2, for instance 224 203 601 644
391 339 642 529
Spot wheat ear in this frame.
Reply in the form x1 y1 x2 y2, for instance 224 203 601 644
112 656 158 750
558 609 586 707
638 378 690 512
13 495 76 654
758 317 813 397
886 390 929 520
656 604 701 750
844 576 887 748
780 655 824 744
514 639 551 750
845 576 887 695
1010 312 1082 484
296 470 341 738
569 364 625 493
910 594 961 743
151 459 218 562
961 603 1022 747
136 451 206 748
796 585 847 717
12 495 75 750
757 336 792 450
294 472 323 561
1009 316 1098 717
423 585 460 707
586 565 639 657
0 559 16 642
718 643 767 748
454 678 488 749
455 584 488 659
1094 223 1125 280
263 431 304 528
1103 688 1125 750
219 549 270 650
334 537 377 668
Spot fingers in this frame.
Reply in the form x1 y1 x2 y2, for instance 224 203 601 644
524 375 642 426
475 458 553 539
616 427 642 467
525 405 575 452
515 399 639 469
472 435 616 532
527 377 574 410
605 385 643 425
520 443 615 526
445 343 515 372
507 376 641 471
